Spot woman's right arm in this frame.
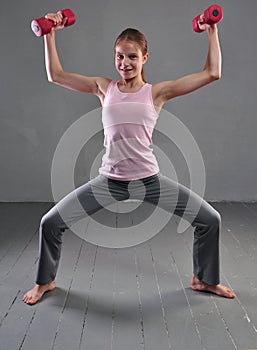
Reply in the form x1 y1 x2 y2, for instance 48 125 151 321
44 12 111 99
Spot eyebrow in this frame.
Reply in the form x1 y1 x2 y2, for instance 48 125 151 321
116 52 138 55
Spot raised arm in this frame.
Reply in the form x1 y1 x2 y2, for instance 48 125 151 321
44 12 110 100
152 24 221 107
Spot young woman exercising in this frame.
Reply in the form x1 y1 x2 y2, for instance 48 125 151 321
23 11 235 304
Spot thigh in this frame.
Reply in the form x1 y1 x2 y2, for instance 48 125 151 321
51 175 129 226
143 173 217 227
139 173 179 211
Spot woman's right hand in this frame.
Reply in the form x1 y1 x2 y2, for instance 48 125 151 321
45 11 68 32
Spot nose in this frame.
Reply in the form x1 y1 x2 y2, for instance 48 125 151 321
122 56 130 66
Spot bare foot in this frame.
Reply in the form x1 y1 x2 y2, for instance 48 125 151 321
23 281 56 305
190 275 235 299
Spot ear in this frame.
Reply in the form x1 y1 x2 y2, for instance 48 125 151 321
142 52 149 64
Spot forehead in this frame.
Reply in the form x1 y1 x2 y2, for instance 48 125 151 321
115 40 141 53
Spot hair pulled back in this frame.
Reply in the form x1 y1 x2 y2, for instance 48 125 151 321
114 28 148 82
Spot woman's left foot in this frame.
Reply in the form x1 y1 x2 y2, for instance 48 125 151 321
190 275 235 299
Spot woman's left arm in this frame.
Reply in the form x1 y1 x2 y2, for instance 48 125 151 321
153 24 221 105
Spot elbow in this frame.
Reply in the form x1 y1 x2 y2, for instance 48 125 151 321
47 73 59 84
213 72 221 80
47 75 54 83
46 70 63 84
205 67 221 82
208 71 221 82
46 71 55 83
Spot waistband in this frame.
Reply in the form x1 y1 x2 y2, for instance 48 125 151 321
104 172 160 185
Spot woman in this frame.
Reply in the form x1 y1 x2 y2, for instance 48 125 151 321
23 11 235 304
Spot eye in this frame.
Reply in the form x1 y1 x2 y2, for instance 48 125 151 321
117 54 124 59
129 55 137 59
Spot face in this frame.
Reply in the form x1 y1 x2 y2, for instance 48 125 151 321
115 40 148 80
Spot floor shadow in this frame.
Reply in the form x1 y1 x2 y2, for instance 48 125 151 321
48 286 206 322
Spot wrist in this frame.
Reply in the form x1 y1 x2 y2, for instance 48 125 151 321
207 24 218 35
45 29 55 39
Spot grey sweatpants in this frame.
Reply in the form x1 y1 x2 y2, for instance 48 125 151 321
37 173 221 286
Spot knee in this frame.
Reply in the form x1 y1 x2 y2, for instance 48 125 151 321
40 215 55 236
40 214 53 230
207 209 221 229
40 211 66 236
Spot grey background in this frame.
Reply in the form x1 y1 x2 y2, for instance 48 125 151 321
0 0 256 202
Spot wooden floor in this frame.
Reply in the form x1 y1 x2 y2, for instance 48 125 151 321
0 202 257 350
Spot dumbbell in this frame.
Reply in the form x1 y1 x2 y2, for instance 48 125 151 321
31 9 76 37
192 4 223 33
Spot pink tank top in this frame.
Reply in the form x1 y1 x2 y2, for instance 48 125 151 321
99 80 160 180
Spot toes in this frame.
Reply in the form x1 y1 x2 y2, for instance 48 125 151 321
24 296 37 305
23 295 31 304
23 292 36 304
217 286 235 299
227 290 235 299
23 293 29 302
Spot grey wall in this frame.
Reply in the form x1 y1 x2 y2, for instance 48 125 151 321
1 0 256 202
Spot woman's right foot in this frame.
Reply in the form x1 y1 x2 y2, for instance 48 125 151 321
23 281 56 305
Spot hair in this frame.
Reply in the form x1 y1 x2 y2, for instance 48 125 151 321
114 28 148 82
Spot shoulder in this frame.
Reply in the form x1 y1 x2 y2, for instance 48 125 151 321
151 81 174 98
151 81 173 109
96 77 113 96
94 78 114 105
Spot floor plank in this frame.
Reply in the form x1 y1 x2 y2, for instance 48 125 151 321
0 202 257 350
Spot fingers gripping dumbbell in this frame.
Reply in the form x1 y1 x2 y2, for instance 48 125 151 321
192 4 223 33
31 9 76 37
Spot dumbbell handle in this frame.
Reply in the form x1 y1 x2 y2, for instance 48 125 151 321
192 4 223 33
31 9 76 37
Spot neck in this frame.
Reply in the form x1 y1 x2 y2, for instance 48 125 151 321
119 77 145 89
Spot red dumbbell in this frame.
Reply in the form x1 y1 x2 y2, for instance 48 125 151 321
192 4 223 33
31 9 76 37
